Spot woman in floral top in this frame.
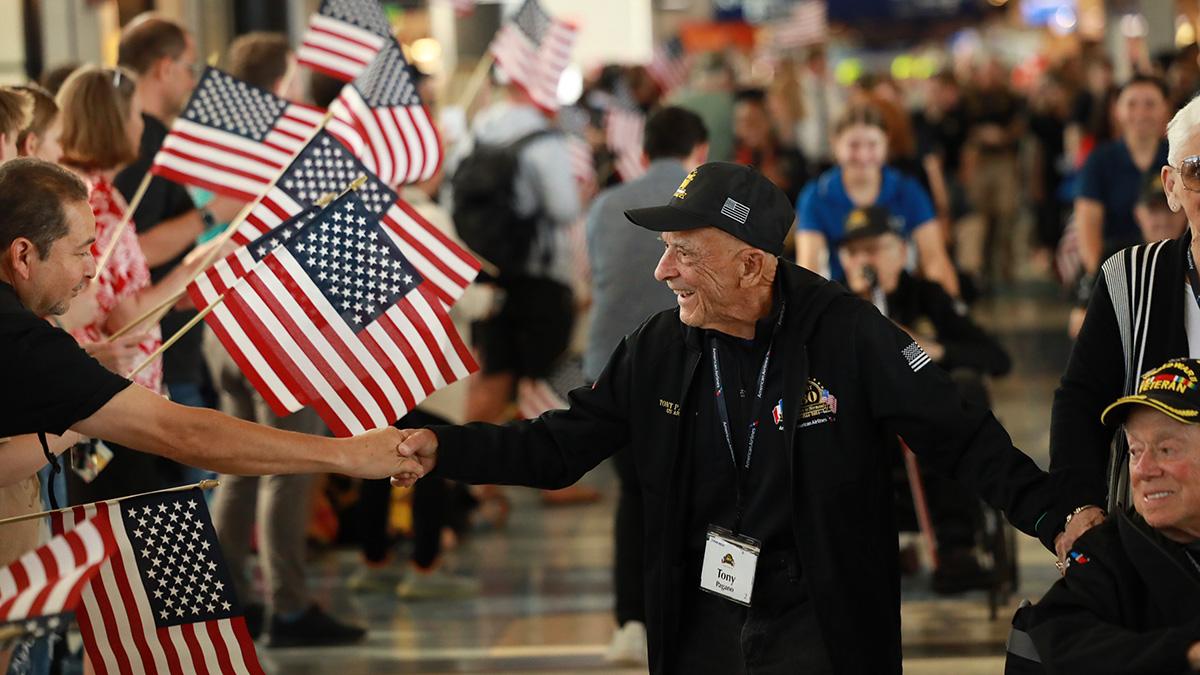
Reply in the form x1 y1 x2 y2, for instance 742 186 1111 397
55 67 206 392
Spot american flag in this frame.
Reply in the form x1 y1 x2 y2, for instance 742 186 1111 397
605 106 646 182
517 377 568 419
197 192 478 436
773 0 827 50
297 0 392 82
151 67 326 202
565 134 596 191
233 131 479 308
489 0 577 113
0 516 116 629
327 39 442 186
52 491 263 675
646 37 689 95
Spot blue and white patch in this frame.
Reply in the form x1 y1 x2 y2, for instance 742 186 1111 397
902 341 931 373
720 197 750 224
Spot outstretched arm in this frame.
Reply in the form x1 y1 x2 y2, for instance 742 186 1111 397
72 385 420 479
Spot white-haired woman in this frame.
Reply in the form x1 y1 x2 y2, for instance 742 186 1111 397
1047 91 1200 566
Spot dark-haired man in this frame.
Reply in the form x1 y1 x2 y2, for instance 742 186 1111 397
0 158 417 487
114 13 220 443
584 105 708 664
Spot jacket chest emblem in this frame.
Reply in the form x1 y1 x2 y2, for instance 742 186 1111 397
658 399 681 416
798 378 837 428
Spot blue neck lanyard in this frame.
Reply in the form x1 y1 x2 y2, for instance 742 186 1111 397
708 301 785 533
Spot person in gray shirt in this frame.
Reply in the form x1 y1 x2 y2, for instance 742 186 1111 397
584 106 708 665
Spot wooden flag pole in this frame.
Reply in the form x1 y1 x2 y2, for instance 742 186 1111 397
90 173 153 285
104 110 339 343
126 292 227 379
121 174 369 374
0 479 220 528
457 52 495 109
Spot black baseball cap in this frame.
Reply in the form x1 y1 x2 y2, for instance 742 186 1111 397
1101 359 1200 425
839 205 903 246
624 162 794 256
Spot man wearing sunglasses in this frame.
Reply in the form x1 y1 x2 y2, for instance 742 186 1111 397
1050 89 1200 564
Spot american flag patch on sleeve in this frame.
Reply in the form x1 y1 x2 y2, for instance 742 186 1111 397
902 341 931 372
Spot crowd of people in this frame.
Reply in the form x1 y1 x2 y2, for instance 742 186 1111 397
1 7 1200 675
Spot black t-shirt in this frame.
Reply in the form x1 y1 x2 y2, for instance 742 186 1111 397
686 298 793 555
0 282 130 437
114 114 204 386
913 105 969 177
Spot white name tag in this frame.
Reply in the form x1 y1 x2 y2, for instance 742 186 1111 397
699 526 760 606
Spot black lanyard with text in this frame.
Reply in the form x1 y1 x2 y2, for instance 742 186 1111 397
1186 248 1200 314
708 302 785 535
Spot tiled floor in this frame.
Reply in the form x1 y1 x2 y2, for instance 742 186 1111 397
257 280 1074 674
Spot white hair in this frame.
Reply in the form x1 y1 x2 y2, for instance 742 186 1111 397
1167 92 1200 166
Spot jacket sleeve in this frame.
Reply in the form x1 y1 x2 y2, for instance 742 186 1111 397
1027 538 1200 674
854 305 1060 549
1048 271 1124 529
922 282 1012 376
428 337 633 489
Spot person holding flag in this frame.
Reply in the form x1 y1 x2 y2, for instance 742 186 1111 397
0 158 423 533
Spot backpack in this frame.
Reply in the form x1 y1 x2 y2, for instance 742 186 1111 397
451 129 553 279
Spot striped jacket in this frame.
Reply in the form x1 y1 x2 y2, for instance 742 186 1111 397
1050 231 1191 517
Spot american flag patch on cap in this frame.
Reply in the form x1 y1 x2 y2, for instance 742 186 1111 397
720 197 750 224
902 341 931 372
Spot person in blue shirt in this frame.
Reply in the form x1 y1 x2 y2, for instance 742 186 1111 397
795 104 959 297
1074 74 1172 278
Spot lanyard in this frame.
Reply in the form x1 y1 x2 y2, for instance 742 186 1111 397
708 302 785 534
1186 248 1200 314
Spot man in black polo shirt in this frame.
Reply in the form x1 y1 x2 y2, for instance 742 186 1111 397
0 159 416 491
113 14 217 418
389 163 1084 674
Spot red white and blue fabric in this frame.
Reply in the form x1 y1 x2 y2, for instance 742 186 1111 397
327 39 442 186
297 0 392 82
50 491 263 675
232 131 479 307
772 0 827 50
150 68 325 202
489 0 577 113
605 106 646 182
647 37 689 95
0 515 116 639
193 192 477 436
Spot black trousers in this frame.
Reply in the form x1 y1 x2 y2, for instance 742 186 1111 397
675 550 835 674
357 409 452 568
612 446 645 625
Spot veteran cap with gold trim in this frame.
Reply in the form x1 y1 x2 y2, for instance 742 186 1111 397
624 162 794 256
1101 359 1200 425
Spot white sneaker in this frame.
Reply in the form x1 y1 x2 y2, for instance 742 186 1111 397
604 620 648 665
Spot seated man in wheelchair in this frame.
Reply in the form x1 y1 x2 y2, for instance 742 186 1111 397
837 206 1012 593
1015 358 1200 673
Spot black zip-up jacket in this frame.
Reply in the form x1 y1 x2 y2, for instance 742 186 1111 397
1023 511 1200 674
430 261 1062 674
886 271 1012 376
1051 233 1189 517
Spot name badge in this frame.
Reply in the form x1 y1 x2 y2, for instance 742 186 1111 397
699 526 760 606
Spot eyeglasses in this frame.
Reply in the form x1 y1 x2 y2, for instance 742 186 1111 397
1170 156 1200 192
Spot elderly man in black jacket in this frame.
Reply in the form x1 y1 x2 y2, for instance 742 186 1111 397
1021 358 1200 674
392 162 1068 674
